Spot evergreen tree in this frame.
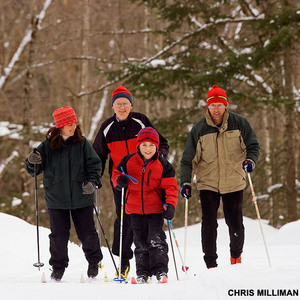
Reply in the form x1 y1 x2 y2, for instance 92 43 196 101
104 0 300 226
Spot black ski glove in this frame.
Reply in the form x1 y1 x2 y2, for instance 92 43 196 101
117 174 128 190
27 151 42 164
82 182 96 194
163 204 175 220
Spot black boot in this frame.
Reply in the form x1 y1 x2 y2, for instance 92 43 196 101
156 271 167 283
136 274 149 284
51 267 65 282
87 264 99 278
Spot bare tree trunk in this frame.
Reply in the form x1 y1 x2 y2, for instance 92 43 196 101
261 106 273 223
283 49 298 222
23 17 37 129
21 0 39 216
79 0 90 134
144 6 150 116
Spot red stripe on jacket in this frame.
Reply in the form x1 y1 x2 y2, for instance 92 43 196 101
108 137 137 173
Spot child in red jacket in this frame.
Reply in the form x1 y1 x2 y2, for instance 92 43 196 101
112 127 178 283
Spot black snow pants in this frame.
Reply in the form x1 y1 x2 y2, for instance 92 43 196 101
131 213 169 277
200 190 244 268
48 205 103 269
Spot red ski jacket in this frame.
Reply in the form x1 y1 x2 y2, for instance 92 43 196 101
93 112 169 178
112 152 178 215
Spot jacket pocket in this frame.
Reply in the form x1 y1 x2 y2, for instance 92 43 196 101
125 189 130 204
147 170 151 186
225 130 242 153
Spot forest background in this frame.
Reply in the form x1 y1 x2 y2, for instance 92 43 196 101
1 0 300 244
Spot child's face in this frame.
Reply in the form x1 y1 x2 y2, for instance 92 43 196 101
139 141 156 160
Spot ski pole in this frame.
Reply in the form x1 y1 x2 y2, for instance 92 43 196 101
114 187 126 282
167 220 187 275
183 197 189 272
167 221 179 281
33 163 44 271
245 167 271 267
92 202 118 273
95 186 101 247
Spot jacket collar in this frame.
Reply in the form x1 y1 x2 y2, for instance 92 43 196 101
114 112 133 125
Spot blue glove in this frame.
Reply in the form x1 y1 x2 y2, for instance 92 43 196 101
180 185 192 199
242 160 254 173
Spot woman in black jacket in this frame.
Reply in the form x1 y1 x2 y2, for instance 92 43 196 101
26 106 102 281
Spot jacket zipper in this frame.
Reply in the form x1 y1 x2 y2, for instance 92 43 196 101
123 126 130 154
216 128 221 188
141 166 146 214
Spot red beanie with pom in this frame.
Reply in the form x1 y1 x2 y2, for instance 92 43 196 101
206 85 228 107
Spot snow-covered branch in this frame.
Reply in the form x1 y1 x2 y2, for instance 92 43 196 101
87 89 108 140
0 0 52 90
0 151 19 177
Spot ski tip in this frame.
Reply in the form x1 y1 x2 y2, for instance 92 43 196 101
80 274 85 283
41 272 47 283
131 277 137 284
161 275 168 284
182 265 189 272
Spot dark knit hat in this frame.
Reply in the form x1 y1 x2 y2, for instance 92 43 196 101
112 85 133 105
206 84 228 107
137 127 159 150
52 106 78 128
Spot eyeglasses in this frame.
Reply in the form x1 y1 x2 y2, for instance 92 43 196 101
113 103 131 108
209 104 225 109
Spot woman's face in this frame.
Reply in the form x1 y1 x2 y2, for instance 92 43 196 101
60 123 77 137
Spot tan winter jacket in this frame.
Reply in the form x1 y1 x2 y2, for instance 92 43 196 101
180 109 260 194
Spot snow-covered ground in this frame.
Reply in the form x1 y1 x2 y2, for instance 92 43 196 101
0 212 299 300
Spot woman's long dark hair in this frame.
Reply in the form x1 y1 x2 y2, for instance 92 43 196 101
46 125 83 149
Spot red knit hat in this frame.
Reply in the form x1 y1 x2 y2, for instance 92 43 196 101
112 85 133 105
206 85 228 107
52 106 78 128
137 127 159 150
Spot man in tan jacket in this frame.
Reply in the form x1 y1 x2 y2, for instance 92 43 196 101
180 85 260 269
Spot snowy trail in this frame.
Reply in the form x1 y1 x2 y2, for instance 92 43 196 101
0 212 299 300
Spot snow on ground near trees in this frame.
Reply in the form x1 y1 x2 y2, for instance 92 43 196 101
0 212 299 300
